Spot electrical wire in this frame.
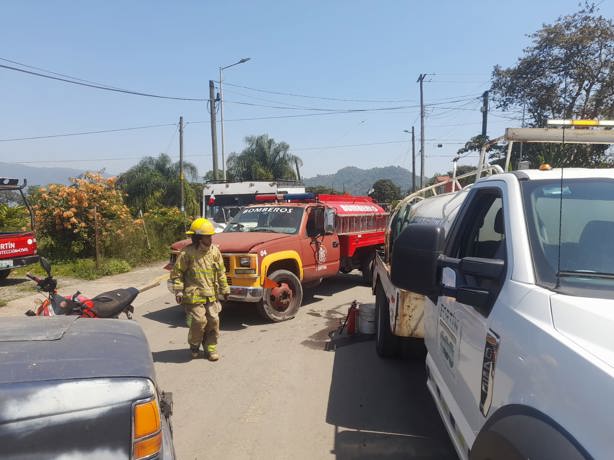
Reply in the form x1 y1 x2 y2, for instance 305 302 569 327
222 81 483 106
0 63 206 101
221 82 416 103
14 153 213 165
0 57 127 89
0 123 178 142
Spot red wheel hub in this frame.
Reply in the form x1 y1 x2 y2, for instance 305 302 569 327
270 282 293 311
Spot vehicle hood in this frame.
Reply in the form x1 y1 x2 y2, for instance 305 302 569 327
213 232 291 253
0 316 156 385
551 294 614 368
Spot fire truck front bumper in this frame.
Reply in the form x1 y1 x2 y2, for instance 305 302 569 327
166 280 263 302
228 285 263 302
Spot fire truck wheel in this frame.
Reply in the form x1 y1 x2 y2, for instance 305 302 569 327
0 269 10 280
375 282 400 358
258 269 303 322
361 254 374 286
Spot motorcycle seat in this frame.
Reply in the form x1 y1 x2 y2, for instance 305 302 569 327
91 287 139 318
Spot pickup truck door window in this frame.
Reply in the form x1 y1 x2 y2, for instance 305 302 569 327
300 207 340 281
439 188 507 433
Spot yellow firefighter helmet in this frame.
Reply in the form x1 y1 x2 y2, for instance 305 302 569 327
186 217 216 236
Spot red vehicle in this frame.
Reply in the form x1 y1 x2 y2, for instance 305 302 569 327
166 193 388 321
0 178 39 279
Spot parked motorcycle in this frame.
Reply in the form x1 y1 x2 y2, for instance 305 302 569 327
25 257 139 319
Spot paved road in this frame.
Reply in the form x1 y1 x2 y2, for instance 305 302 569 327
1 266 457 460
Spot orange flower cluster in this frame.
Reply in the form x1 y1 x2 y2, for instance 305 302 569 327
32 173 134 256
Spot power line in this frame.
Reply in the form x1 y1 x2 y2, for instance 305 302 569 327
0 57 126 89
224 99 418 112
0 123 178 142
14 153 213 165
222 81 483 106
224 95 479 113
0 63 206 101
221 82 416 103
294 140 407 151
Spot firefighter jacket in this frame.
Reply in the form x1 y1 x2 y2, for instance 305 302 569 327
170 243 230 304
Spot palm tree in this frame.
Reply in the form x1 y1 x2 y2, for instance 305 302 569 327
226 135 302 181
117 154 200 214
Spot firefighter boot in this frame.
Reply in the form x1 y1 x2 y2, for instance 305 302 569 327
190 345 200 359
206 344 219 361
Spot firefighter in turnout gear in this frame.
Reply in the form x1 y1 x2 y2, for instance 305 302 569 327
170 218 230 361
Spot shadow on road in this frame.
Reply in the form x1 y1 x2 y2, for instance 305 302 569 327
325 336 457 459
219 301 268 330
143 304 186 328
303 273 366 307
143 301 268 331
151 348 191 363
0 276 29 287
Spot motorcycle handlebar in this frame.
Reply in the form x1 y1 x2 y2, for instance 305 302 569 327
26 272 42 284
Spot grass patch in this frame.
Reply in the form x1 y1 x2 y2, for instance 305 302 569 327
11 258 132 281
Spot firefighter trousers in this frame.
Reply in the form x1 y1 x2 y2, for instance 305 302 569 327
185 301 221 349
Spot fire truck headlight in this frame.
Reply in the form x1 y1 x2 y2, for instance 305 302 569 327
238 256 251 267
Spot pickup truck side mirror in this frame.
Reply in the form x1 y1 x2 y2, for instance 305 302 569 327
391 224 445 296
440 257 505 315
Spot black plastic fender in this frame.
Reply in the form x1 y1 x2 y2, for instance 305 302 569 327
470 405 592 460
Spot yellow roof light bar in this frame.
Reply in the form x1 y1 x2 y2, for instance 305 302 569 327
547 119 614 127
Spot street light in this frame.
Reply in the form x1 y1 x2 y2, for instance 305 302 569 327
219 57 251 181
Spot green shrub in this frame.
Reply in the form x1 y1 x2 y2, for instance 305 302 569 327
102 207 190 266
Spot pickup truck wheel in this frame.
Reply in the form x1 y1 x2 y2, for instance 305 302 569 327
375 283 400 358
0 269 10 280
257 270 303 322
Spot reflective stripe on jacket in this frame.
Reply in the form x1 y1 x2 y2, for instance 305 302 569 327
170 243 230 303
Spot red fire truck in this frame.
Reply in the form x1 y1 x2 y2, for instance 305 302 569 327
166 193 388 321
0 178 39 279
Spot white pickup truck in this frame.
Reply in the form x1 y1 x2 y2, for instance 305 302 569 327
390 126 614 459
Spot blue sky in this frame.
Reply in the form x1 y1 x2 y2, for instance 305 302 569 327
1 0 612 183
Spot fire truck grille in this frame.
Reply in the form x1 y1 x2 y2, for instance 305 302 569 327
222 256 231 273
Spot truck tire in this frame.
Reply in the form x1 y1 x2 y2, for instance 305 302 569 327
361 253 374 286
0 269 10 280
257 269 303 322
375 283 400 358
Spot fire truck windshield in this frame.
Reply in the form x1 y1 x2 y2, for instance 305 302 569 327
224 206 304 235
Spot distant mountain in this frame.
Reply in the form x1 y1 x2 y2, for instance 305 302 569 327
304 166 417 195
0 162 91 186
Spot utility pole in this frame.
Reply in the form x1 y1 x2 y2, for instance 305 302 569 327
209 80 219 180
294 158 302 182
481 90 489 137
411 126 416 193
417 74 426 188
179 116 184 214
519 101 526 166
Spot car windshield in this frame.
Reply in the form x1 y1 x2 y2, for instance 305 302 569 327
224 206 304 234
522 178 614 299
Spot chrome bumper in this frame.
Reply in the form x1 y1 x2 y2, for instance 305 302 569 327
228 285 263 302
